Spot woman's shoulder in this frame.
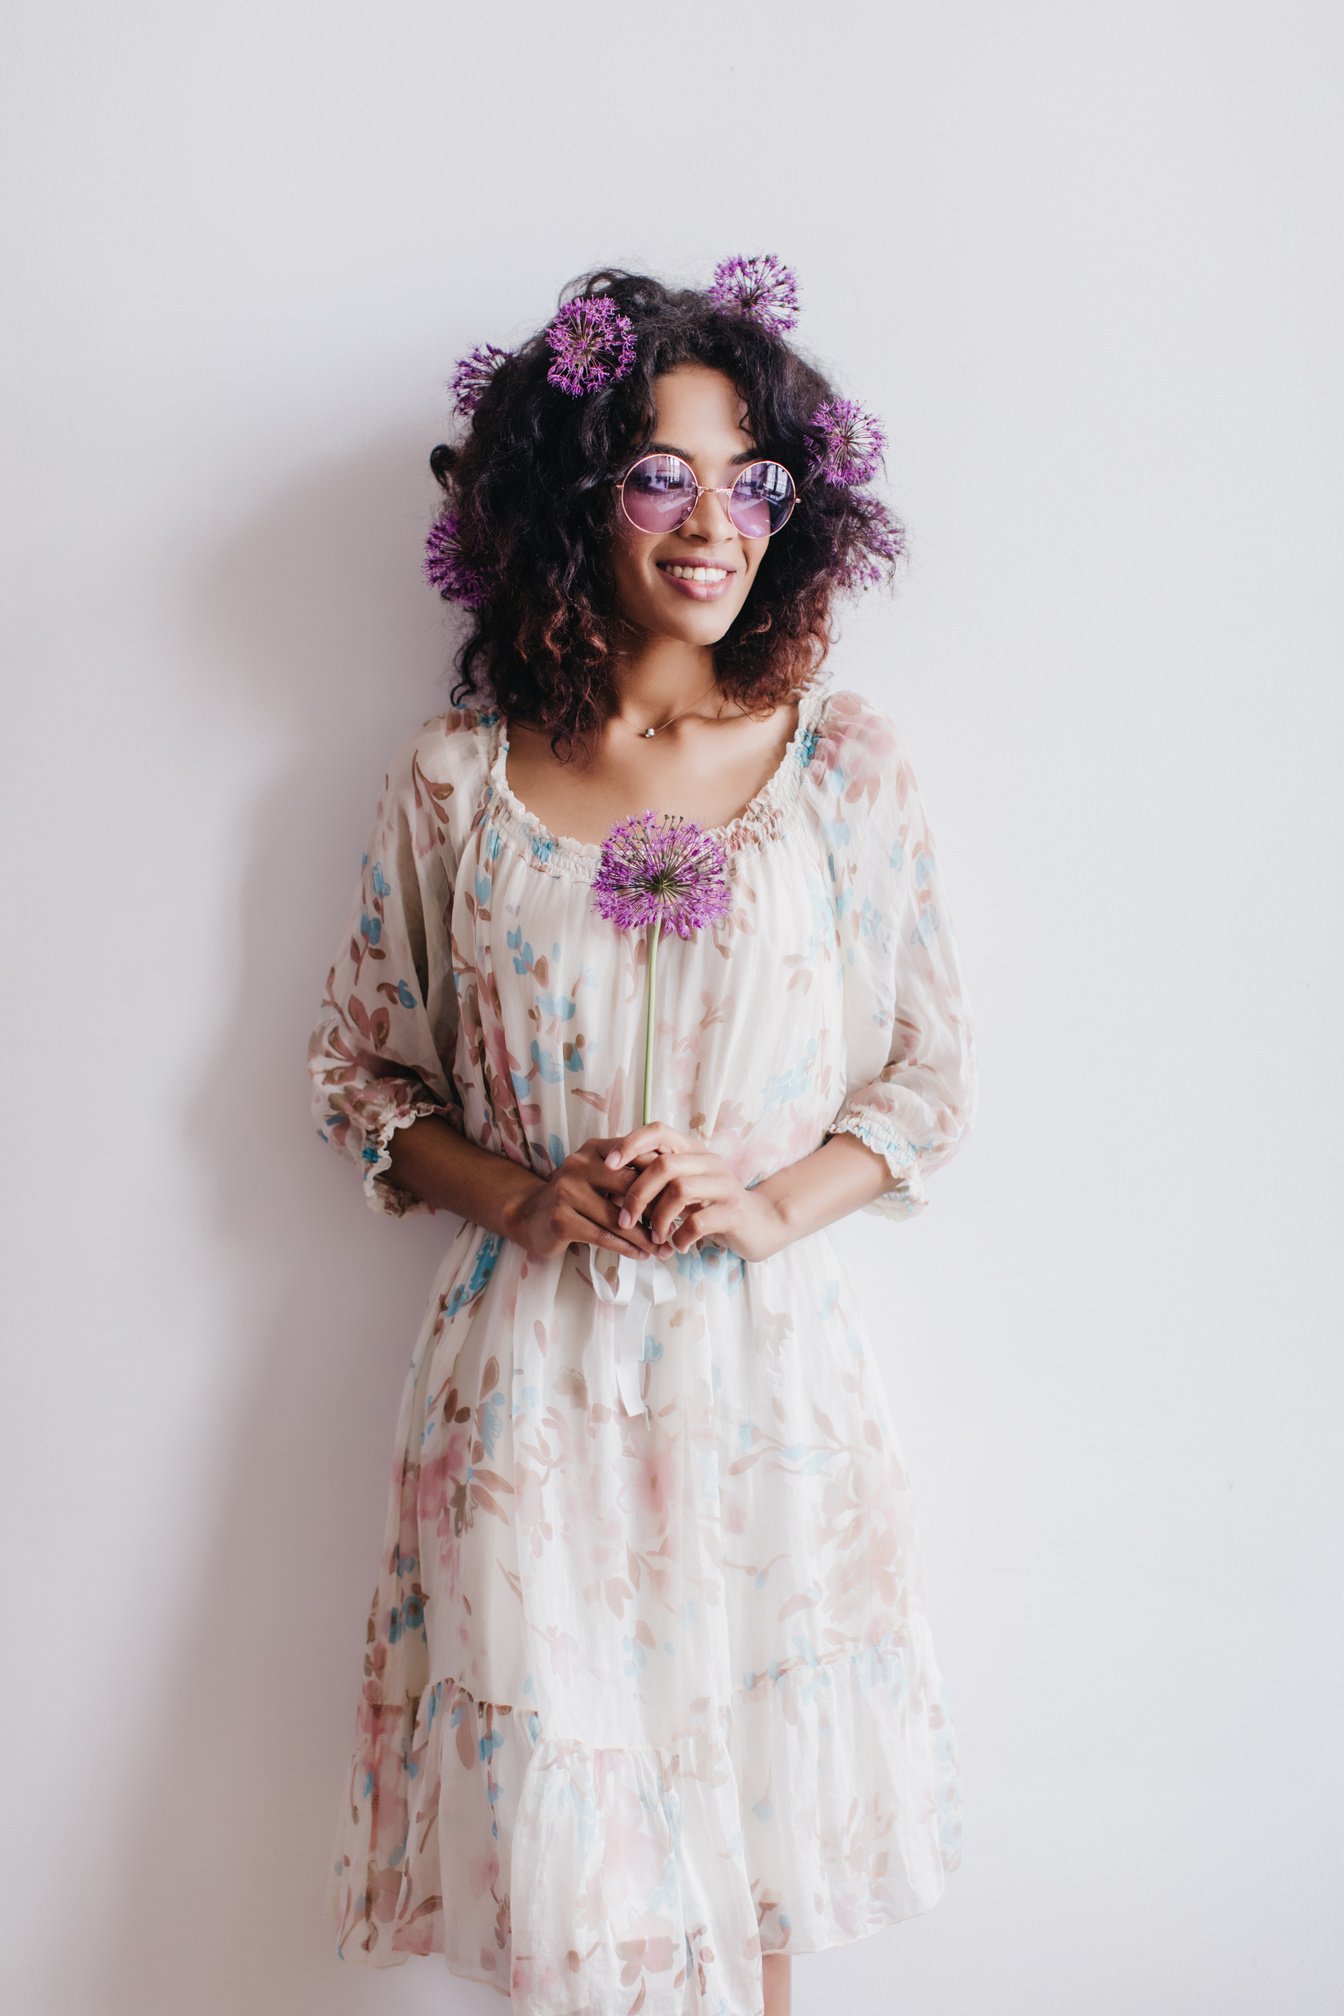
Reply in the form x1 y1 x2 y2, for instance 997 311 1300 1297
380 697 499 790
815 683 902 758
807 682 911 814
369 700 499 860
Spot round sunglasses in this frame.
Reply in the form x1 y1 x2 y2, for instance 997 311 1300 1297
612 451 799 540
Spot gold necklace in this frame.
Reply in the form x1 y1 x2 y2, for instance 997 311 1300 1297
625 684 730 738
632 685 805 738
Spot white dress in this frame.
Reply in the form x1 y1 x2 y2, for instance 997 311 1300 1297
307 678 979 2015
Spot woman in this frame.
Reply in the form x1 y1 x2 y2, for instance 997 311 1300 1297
308 257 978 2016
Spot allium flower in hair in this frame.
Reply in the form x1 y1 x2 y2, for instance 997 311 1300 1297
450 342 511 418
807 397 887 486
837 495 906 590
706 254 800 334
543 296 637 396
423 507 490 608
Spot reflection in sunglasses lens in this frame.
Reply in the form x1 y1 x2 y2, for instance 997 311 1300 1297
623 455 697 531
731 462 794 537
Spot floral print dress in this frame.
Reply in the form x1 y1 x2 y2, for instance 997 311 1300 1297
307 678 978 2016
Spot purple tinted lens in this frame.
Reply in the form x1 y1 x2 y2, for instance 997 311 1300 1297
621 454 697 532
730 462 795 537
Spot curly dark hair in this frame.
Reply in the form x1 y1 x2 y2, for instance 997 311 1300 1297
428 265 906 759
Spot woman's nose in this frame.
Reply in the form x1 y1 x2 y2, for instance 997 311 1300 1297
683 485 735 538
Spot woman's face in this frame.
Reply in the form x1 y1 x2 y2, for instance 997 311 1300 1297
607 363 772 651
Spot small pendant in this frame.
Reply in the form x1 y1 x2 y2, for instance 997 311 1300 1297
644 726 656 737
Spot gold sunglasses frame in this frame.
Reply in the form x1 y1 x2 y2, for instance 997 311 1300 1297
610 451 800 537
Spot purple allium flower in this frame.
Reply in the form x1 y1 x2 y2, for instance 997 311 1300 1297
423 507 491 608
837 495 906 591
592 810 732 941
706 254 800 335
543 296 637 397
593 809 732 1132
807 397 887 486
450 342 511 418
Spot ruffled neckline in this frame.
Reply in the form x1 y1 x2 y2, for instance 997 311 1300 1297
484 682 831 882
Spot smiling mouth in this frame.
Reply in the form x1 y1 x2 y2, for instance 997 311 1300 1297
655 561 738 602
656 561 736 586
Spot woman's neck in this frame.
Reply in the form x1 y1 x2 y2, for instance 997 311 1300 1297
606 634 723 727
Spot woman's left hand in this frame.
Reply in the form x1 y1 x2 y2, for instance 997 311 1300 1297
601 1123 788 1264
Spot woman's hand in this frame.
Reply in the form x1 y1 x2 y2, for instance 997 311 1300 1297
602 1122 789 1264
503 1135 667 1264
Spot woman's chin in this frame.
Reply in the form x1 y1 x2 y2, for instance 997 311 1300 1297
625 593 746 648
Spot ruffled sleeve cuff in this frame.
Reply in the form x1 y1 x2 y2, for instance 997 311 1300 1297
824 1107 931 1220
357 1089 463 1218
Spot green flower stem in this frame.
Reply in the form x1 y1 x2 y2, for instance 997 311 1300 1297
642 917 661 1126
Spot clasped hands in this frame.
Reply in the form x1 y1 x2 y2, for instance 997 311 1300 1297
505 1121 788 1266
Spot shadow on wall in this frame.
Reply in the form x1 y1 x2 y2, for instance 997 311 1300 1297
74 429 492 2016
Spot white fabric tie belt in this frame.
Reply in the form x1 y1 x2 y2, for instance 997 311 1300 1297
576 1246 678 1417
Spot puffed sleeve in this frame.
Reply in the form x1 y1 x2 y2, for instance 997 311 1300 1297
821 694 979 1219
306 716 468 1217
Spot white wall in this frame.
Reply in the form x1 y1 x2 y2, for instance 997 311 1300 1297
4 3 1341 2011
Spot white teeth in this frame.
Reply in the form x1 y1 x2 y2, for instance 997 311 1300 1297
661 565 730 582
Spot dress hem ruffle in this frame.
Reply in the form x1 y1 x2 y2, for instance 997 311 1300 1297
333 1886 952 2012
326 1621 961 2013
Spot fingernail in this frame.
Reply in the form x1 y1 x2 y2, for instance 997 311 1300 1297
607 1151 621 1166
618 1208 631 1227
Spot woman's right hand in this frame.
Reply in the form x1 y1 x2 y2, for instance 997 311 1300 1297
502 1136 666 1263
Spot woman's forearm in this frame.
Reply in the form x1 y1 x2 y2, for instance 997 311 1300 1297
387 1118 896 1253
385 1116 541 1240
756 1132 901 1242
